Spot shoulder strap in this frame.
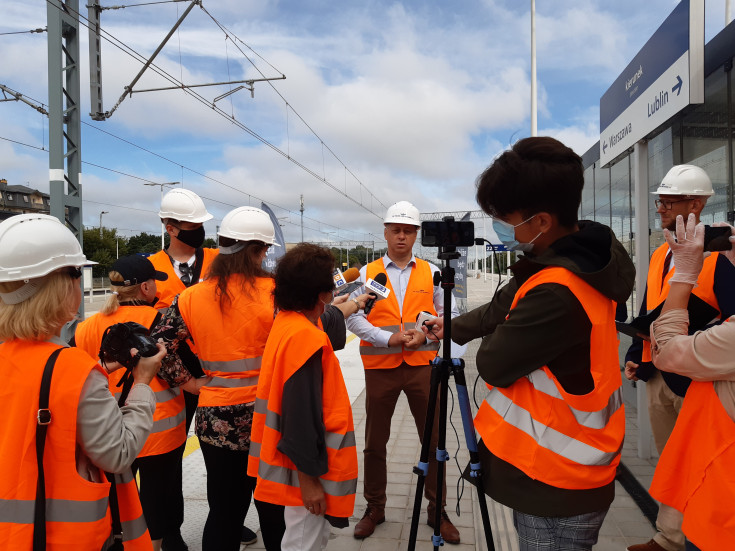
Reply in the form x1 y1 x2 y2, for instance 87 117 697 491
190 247 205 284
33 347 64 551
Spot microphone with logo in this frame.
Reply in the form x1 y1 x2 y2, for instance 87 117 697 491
363 272 389 315
334 267 362 296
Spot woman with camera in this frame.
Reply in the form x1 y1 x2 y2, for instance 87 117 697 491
74 254 205 551
150 206 278 551
248 243 358 551
0 214 166 550
647 214 735 550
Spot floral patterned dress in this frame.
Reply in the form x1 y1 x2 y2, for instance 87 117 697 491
152 296 255 452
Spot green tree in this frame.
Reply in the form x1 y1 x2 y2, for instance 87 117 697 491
83 227 127 277
127 232 166 255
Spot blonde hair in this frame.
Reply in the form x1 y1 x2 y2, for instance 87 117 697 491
100 270 146 315
0 272 78 341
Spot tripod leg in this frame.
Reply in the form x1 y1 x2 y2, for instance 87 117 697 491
452 359 496 551
407 359 442 551
431 357 451 549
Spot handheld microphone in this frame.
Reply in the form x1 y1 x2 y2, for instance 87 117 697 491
335 267 362 296
363 272 388 315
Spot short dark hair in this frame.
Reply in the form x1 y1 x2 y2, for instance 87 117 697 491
475 136 583 228
274 243 335 311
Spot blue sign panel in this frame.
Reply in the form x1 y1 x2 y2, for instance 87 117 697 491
600 0 689 131
485 243 508 252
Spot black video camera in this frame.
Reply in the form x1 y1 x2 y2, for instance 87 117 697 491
99 322 158 369
421 218 475 248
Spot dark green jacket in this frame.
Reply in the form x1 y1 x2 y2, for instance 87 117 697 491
455 220 635 517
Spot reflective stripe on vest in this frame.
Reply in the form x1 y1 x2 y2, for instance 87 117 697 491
75 306 187 457
650 380 735 547
249 310 357 517
526 370 624 430
256 461 357 497
110 472 151 548
483 388 620 466
0 497 108 524
475 266 624 490
641 244 720 362
178 276 274 408
262 405 357 450
359 259 439 368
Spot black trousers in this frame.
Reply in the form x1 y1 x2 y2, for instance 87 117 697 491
183 390 198 434
199 440 256 551
254 499 286 551
131 442 185 540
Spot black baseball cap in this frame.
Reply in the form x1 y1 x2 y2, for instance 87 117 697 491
109 255 168 286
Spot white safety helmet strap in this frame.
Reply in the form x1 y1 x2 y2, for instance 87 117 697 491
0 278 44 305
218 241 247 255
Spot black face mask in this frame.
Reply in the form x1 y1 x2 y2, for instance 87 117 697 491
174 225 205 249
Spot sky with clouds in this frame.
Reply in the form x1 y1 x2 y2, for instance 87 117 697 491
0 0 730 247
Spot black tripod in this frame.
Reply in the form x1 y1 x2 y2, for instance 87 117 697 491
407 246 496 550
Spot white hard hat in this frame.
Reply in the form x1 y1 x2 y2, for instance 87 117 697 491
158 188 213 223
384 201 421 226
0 214 88 282
654 165 714 196
218 206 279 246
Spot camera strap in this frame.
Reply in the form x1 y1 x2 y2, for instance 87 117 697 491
33 346 63 551
104 472 125 550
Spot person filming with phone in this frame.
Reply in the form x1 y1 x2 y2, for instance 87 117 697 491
625 165 735 551
645 213 735 550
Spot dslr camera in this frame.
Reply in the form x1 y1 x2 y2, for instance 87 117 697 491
99 322 159 368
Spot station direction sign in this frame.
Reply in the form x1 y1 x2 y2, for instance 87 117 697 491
599 0 703 167
485 243 508 252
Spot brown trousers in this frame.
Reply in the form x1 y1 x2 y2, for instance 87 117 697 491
363 362 446 512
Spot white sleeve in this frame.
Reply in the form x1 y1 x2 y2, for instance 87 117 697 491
345 265 393 347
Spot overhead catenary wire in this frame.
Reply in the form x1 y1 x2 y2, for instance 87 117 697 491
0 133 381 244
43 0 385 219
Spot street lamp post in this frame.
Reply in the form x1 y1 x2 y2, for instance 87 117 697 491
143 182 180 249
99 211 109 238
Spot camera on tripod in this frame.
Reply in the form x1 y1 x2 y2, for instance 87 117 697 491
99 322 159 369
421 217 474 248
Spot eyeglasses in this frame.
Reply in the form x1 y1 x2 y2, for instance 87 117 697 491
66 267 82 279
655 198 691 210
179 262 192 286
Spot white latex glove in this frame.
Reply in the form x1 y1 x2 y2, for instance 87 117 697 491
712 221 735 267
664 213 705 286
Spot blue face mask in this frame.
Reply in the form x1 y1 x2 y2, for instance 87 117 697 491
492 215 541 253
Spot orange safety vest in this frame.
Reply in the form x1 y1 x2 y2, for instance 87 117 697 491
649 380 735 549
248 310 357 516
0 340 151 550
148 248 218 311
75 306 186 457
641 244 720 362
474 267 625 490
177 275 274 407
358 258 440 369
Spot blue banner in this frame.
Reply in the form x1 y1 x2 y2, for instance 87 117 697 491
260 202 286 272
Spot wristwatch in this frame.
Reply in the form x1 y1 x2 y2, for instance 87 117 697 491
352 298 360 308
